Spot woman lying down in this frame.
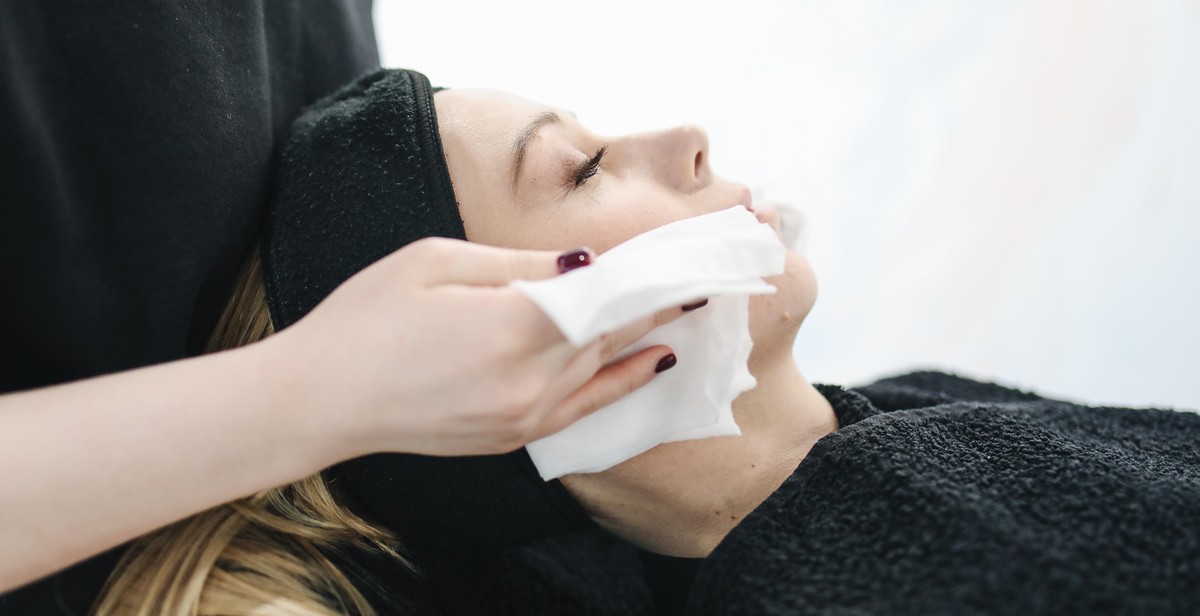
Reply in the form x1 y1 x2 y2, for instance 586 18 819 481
95 69 1200 616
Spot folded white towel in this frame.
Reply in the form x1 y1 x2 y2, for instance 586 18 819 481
511 206 787 480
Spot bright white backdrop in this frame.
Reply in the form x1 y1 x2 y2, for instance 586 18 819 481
376 0 1200 410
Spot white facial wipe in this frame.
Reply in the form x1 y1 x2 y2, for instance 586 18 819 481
510 206 787 480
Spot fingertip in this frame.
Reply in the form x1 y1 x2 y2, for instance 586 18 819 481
630 344 676 377
603 345 676 399
654 302 690 327
610 345 672 387
654 296 709 328
555 247 594 274
539 344 676 438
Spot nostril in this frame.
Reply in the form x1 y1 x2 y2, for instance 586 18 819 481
693 150 703 177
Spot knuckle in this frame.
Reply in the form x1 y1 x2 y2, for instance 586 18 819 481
597 332 621 362
493 396 528 425
409 237 453 262
574 396 602 419
498 427 532 453
495 375 545 423
501 293 555 351
492 415 538 453
488 311 526 356
477 296 532 355
406 236 437 256
491 423 525 452
503 249 528 281
487 440 516 456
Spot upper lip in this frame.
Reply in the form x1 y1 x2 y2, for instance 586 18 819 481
736 185 753 211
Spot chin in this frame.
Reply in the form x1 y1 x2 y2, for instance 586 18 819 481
748 251 816 359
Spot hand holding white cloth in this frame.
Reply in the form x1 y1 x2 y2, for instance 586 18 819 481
510 207 787 480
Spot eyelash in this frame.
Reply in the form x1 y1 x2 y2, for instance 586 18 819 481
571 146 608 190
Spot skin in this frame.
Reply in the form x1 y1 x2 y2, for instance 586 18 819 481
435 89 839 557
0 239 686 592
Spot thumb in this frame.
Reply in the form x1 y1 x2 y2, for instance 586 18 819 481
406 238 594 287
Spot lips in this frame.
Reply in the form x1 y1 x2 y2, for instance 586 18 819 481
736 185 753 211
754 206 784 241
729 185 781 241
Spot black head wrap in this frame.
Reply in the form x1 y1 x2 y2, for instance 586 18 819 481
262 68 593 552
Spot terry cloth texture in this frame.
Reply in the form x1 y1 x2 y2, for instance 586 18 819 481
0 2 377 614
263 68 592 552
687 371 1200 615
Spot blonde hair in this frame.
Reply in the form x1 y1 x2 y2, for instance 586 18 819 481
92 246 412 616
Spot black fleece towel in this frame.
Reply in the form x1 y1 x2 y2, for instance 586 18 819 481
687 371 1200 615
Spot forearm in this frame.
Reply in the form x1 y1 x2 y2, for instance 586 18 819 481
0 337 336 593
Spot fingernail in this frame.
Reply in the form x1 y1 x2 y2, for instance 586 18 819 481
654 353 677 374
557 249 591 274
681 299 709 312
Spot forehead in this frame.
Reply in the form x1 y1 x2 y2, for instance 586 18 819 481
434 88 573 208
434 88 551 151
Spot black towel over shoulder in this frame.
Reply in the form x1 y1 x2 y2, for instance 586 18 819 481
688 371 1200 615
344 371 1200 616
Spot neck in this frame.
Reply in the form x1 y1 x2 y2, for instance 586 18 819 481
562 355 837 558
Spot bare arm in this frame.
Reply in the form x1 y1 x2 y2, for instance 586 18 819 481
0 239 685 593
0 339 328 592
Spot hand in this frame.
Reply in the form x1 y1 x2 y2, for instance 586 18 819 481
264 238 692 459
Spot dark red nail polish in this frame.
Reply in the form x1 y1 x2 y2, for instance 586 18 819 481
557 249 591 274
654 353 677 374
681 299 709 312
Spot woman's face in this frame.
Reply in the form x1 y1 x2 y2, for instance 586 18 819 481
435 89 821 552
434 89 818 362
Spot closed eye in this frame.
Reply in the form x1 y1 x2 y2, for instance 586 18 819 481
570 146 607 190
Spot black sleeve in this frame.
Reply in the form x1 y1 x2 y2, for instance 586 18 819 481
0 0 377 392
0 2 377 614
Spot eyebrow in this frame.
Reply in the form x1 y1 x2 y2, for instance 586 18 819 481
511 110 561 191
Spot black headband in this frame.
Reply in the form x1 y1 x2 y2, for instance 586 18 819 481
262 68 593 552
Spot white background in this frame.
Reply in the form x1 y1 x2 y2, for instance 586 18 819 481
376 0 1200 410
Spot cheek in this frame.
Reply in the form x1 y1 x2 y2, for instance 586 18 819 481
473 180 690 253
557 183 688 254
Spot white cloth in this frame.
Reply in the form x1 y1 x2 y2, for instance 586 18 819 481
510 206 787 480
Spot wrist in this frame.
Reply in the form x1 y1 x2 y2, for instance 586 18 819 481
240 331 353 473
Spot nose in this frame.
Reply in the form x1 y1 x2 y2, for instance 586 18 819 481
620 124 712 193
668 124 711 191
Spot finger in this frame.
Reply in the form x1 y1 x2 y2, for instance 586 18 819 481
521 294 707 431
531 296 705 400
572 296 707 367
403 238 594 287
528 345 676 441
528 314 664 422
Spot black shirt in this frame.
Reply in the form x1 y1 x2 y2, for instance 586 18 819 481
0 2 378 613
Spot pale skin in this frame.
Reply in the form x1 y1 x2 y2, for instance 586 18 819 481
0 202 690 591
435 88 839 558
